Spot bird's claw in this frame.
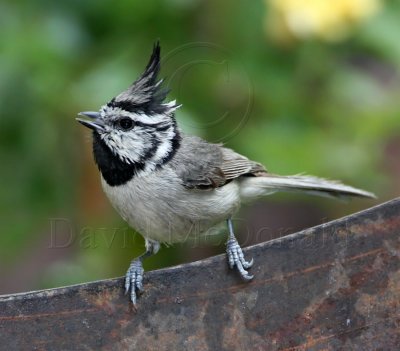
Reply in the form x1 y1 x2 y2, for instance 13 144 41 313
226 237 254 280
125 258 144 305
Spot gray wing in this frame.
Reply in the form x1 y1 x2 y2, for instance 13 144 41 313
171 135 267 189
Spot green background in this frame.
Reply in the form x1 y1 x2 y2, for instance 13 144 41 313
1 0 399 294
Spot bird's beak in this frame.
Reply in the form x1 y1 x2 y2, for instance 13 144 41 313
76 111 105 131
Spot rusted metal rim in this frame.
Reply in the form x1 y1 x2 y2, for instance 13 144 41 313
1 198 399 350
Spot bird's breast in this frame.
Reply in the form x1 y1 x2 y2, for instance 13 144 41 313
101 171 241 244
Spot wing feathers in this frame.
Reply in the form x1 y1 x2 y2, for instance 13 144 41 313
174 137 374 200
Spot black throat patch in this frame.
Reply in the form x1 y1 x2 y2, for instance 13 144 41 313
92 132 144 186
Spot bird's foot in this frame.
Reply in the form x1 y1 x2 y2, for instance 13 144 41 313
226 237 254 280
125 258 144 305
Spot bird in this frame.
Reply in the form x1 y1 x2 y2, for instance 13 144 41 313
76 42 375 305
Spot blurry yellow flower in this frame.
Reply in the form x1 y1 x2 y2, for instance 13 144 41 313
266 0 382 43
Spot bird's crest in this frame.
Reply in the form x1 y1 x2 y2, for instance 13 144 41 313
107 41 179 115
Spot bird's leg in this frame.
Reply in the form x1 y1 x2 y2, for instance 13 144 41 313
125 239 160 305
226 218 254 280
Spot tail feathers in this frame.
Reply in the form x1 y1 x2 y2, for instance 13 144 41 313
240 174 376 201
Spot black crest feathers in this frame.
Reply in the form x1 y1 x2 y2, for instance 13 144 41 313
141 40 162 88
108 41 173 115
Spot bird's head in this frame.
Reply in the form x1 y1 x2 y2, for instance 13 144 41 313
77 42 181 184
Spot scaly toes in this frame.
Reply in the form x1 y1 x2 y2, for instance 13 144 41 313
236 260 254 280
226 238 254 280
241 257 254 269
125 259 144 305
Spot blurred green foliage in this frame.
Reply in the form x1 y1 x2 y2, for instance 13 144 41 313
1 0 400 293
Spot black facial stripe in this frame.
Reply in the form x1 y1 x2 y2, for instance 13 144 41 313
156 120 181 169
154 124 171 132
133 120 170 132
140 135 160 162
92 132 145 186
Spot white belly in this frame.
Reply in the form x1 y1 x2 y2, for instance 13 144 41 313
101 171 242 244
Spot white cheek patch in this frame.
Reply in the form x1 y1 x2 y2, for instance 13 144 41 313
103 132 147 165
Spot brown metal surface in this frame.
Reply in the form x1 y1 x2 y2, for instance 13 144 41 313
1 199 400 350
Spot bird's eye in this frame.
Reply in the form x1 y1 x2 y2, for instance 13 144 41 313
118 118 134 131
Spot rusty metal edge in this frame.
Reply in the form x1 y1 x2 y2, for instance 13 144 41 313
0 197 397 303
